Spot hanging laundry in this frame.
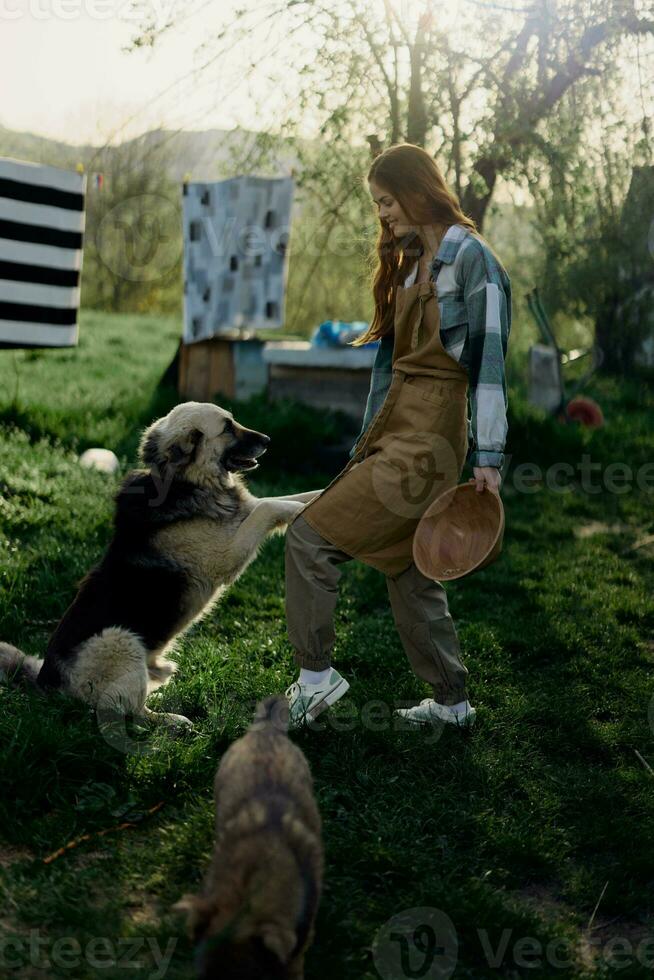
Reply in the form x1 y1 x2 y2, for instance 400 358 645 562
0 156 86 348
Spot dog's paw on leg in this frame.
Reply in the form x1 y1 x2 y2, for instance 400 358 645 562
273 499 307 530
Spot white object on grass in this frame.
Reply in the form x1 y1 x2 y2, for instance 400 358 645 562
79 448 119 474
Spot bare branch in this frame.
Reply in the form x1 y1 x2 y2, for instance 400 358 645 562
353 13 401 143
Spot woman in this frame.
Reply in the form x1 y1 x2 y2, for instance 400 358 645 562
283 143 511 732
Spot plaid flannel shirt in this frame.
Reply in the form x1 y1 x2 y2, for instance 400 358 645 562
348 224 512 469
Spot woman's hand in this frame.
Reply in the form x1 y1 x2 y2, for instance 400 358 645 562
468 466 502 493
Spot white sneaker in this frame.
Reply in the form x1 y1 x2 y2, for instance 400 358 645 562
284 668 350 729
394 698 476 728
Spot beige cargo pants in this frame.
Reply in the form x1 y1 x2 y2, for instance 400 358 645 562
285 513 470 706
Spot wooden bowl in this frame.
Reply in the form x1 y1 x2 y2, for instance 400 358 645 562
413 483 505 581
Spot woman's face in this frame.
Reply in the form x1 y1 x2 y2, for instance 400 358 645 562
368 179 414 237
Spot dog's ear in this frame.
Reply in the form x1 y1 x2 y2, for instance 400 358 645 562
138 418 167 469
167 427 203 467
260 925 297 965
173 893 213 939
139 425 202 470
139 430 163 469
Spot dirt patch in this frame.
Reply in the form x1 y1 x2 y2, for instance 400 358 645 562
573 521 632 539
66 849 113 870
620 533 654 556
579 916 654 971
517 882 574 920
514 882 653 973
125 897 162 929
0 898 23 943
0 844 34 869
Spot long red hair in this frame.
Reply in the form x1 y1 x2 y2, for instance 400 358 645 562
350 143 491 347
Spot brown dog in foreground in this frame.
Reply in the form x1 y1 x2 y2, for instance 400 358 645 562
176 695 323 979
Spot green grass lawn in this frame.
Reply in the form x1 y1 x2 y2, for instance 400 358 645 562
0 310 653 979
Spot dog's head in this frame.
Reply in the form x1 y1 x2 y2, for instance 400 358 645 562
138 402 270 483
175 894 298 980
196 935 290 980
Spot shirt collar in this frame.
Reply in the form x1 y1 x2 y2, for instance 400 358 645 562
432 223 470 266
406 224 471 284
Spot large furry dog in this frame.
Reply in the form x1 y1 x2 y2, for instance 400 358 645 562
176 695 323 979
0 402 321 727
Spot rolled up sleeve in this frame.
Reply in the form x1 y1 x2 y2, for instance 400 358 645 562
459 240 511 469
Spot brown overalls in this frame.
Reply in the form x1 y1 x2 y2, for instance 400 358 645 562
284 274 472 706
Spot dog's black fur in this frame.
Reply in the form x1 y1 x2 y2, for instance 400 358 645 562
37 472 244 690
0 402 315 724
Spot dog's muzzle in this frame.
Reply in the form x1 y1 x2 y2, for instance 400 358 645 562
224 435 270 473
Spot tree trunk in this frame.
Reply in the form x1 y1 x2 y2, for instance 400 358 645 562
594 294 637 376
460 157 500 231
407 19 428 146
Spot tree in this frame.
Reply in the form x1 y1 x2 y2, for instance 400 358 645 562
524 68 653 375
126 0 654 230
81 134 183 315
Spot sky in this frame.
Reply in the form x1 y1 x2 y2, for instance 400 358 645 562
0 0 279 146
0 0 651 157
0 0 528 148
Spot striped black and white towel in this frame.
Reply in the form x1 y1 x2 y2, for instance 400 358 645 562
0 157 86 348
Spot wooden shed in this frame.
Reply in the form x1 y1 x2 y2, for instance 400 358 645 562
262 341 378 422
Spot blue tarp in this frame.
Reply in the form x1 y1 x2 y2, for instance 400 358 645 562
310 320 379 349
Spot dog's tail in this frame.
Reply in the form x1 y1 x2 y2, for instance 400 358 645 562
0 642 41 687
252 694 290 735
